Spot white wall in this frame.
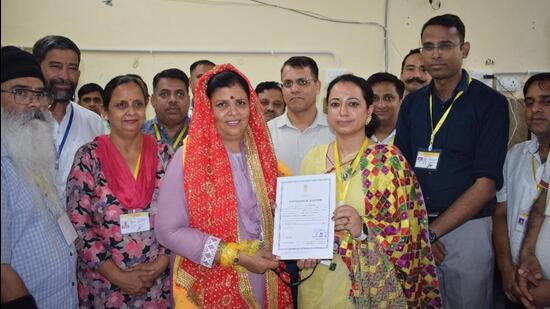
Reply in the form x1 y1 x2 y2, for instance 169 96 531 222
2 0 549 117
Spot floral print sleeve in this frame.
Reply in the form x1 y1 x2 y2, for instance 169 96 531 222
67 142 111 270
67 140 173 308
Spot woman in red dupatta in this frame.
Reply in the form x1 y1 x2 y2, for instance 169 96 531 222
155 64 293 308
67 75 172 307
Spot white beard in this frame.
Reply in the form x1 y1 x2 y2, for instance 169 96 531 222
1 107 62 211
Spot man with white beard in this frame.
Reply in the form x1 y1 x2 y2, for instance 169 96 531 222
1 46 78 308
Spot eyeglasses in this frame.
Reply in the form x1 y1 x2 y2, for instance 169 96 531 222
1 88 52 106
420 42 461 54
281 78 316 89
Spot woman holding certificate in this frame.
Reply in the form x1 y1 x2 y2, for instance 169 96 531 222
155 64 293 308
67 75 172 307
299 74 441 308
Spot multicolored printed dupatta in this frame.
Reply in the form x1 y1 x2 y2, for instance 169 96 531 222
173 64 292 308
341 144 442 308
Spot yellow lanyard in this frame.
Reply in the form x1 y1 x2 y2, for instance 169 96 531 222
428 77 472 151
132 151 141 179
531 155 543 192
334 138 370 204
154 123 187 149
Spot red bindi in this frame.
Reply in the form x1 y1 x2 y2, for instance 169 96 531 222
230 95 235 99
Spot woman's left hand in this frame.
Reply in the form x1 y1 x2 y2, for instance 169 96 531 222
333 205 362 238
130 255 170 286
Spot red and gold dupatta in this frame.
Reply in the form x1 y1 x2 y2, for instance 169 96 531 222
173 64 292 308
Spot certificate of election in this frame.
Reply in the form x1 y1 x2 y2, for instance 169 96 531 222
272 173 336 260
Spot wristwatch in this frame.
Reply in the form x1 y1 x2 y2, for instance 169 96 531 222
429 229 438 244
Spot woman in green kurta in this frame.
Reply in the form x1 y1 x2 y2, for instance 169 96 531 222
298 74 441 308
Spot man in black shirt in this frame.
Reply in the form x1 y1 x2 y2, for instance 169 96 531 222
395 14 509 309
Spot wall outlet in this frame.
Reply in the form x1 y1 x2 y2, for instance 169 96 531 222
326 68 347 84
470 71 493 88
496 75 523 92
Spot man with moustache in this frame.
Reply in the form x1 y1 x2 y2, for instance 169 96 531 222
494 73 549 308
255 81 286 122
32 35 104 199
395 14 509 308
1 46 78 309
144 68 190 150
268 56 334 175
400 48 431 95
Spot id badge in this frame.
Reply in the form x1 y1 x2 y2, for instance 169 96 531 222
120 212 150 235
515 213 529 233
415 148 442 171
58 212 78 245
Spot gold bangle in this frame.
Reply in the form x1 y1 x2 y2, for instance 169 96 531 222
218 240 261 268
237 240 260 255
220 242 239 267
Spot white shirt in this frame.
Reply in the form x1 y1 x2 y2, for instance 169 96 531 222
52 102 104 201
370 129 396 145
268 110 334 175
496 139 548 263
537 162 550 280
543 161 550 216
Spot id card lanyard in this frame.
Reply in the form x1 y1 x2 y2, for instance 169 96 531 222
56 106 74 170
154 123 187 150
531 155 544 192
132 151 142 179
428 76 472 151
334 138 370 204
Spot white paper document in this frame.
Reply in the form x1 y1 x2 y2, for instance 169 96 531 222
272 174 336 260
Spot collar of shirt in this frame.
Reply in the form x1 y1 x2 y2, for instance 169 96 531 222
428 69 471 105
275 108 328 130
147 116 189 142
524 138 544 161
370 129 396 144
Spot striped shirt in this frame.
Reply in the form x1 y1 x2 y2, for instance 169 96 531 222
1 142 78 308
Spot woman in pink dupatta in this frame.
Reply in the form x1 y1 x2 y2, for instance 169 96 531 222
67 74 172 308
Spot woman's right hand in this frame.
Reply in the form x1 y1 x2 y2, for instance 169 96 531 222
238 248 280 274
113 268 154 296
297 259 319 270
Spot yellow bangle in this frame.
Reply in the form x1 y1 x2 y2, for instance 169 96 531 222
237 240 260 255
218 240 261 268
220 242 239 267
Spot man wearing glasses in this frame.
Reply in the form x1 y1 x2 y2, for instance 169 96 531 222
32 35 104 199
1 46 78 308
268 56 334 175
395 14 509 308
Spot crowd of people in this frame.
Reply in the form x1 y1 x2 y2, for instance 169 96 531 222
1 13 548 309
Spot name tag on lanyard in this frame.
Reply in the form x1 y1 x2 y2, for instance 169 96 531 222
415 148 442 171
421 78 471 172
120 211 150 234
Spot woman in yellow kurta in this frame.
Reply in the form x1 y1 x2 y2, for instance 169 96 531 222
299 74 441 308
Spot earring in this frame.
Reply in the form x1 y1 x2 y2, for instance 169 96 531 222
365 115 372 126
